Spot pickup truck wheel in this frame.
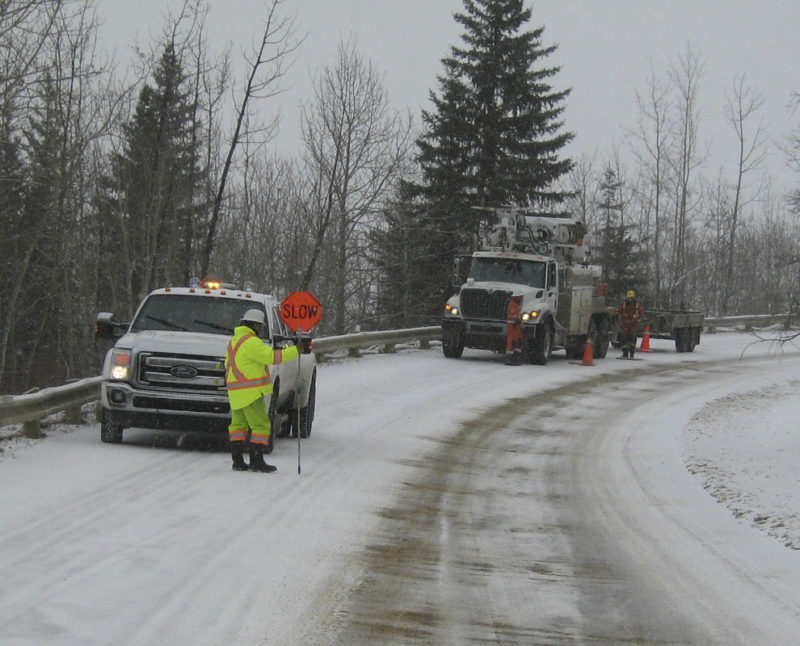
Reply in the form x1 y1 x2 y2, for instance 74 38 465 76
291 373 316 439
531 323 552 365
442 328 464 358
100 409 123 443
266 383 281 450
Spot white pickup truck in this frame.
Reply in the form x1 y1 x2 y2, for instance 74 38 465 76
95 279 316 444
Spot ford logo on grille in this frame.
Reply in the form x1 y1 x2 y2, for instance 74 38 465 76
170 365 198 378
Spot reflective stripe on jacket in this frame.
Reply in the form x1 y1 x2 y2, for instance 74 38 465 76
224 324 300 410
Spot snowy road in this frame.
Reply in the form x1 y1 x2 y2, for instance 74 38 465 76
2 334 800 644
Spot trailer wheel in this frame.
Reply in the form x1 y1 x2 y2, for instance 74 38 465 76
531 323 552 365
675 329 688 352
685 328 697 352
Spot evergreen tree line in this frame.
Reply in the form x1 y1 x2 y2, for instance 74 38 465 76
0 0 798 393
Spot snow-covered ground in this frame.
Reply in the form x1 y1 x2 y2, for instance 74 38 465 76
684 371 800 550
1 330 799 644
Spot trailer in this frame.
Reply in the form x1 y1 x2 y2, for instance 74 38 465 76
612 307 704 353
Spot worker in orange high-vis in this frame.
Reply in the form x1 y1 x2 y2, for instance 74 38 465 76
225 309 301 472
505 295 523 366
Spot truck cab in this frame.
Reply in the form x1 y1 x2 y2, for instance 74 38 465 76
95 279 317 444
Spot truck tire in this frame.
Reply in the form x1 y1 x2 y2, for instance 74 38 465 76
100 408 123 443
530 322 553 365
266 382 281 449
675 329 688 352
290 370 316 438
593 317 610 359
686 327 698 352
442 327 464 358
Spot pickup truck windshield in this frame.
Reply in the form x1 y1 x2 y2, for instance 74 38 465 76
470 257 546 288
131 295 267 336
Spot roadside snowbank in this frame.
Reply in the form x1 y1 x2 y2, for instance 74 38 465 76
683 376 800 550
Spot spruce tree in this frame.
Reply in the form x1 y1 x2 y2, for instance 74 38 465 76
98 43 205 315
593 165 647 300
376 0 574 322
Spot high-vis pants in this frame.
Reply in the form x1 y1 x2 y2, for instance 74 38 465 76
228 397 271 445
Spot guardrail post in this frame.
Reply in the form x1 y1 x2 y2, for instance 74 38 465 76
381 343 396 354
63 405 83 424
23 418 42 439
348 347 360 358
419 339 430 349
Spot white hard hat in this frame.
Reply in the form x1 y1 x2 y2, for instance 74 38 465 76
241 309 266 326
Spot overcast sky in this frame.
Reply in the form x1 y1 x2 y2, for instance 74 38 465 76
97 0 799 195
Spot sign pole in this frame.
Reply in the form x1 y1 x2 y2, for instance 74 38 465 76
279 291 322 476
296 326 303 475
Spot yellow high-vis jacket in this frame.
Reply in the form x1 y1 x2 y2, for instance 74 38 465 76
224 325 299 410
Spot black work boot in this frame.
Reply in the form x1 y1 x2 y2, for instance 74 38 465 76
230 441 248 471
250 445 277 473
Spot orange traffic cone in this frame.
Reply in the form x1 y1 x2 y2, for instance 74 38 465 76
581 338 594 366
639 325 653 352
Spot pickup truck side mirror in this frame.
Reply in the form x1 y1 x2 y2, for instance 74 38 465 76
95 312 128 339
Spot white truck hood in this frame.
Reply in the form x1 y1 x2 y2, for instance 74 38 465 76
116 330 232 356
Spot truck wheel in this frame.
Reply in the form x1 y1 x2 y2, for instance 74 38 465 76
593 318 610 359
297 372 316 438
675 330 688 352
100 408 123 443
267 383 282 448
531 323 552 365
442 328 464 358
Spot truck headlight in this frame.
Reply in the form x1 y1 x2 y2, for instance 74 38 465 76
521 311 539 322
444 303 460 316
110 349 131 380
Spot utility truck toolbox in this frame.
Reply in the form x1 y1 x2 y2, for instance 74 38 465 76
95 278 317 444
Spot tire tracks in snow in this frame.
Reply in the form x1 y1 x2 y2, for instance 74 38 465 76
315 355 800 644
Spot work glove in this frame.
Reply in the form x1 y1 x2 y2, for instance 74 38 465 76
297 334 313 354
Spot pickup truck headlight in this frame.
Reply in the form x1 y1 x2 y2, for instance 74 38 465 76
444 303 460 316
109 349 132 380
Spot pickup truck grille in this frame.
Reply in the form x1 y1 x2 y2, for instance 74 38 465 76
460 288 512 320
136 352 226 392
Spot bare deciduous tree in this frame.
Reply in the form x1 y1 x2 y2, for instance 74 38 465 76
666 44 706 308
300 37 412 333
200 0 299 278
720 74 767 315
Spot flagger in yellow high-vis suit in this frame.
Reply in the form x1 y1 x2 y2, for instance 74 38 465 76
225 309 300 472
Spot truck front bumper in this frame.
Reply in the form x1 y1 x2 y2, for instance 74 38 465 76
443 318 541 353
101 381 231 432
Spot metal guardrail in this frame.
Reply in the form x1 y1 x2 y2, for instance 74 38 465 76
0 315 792 439
0 327 443 439
703 313 791 330
0 376 103 439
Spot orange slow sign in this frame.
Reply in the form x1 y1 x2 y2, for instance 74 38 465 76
280 291 322 332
